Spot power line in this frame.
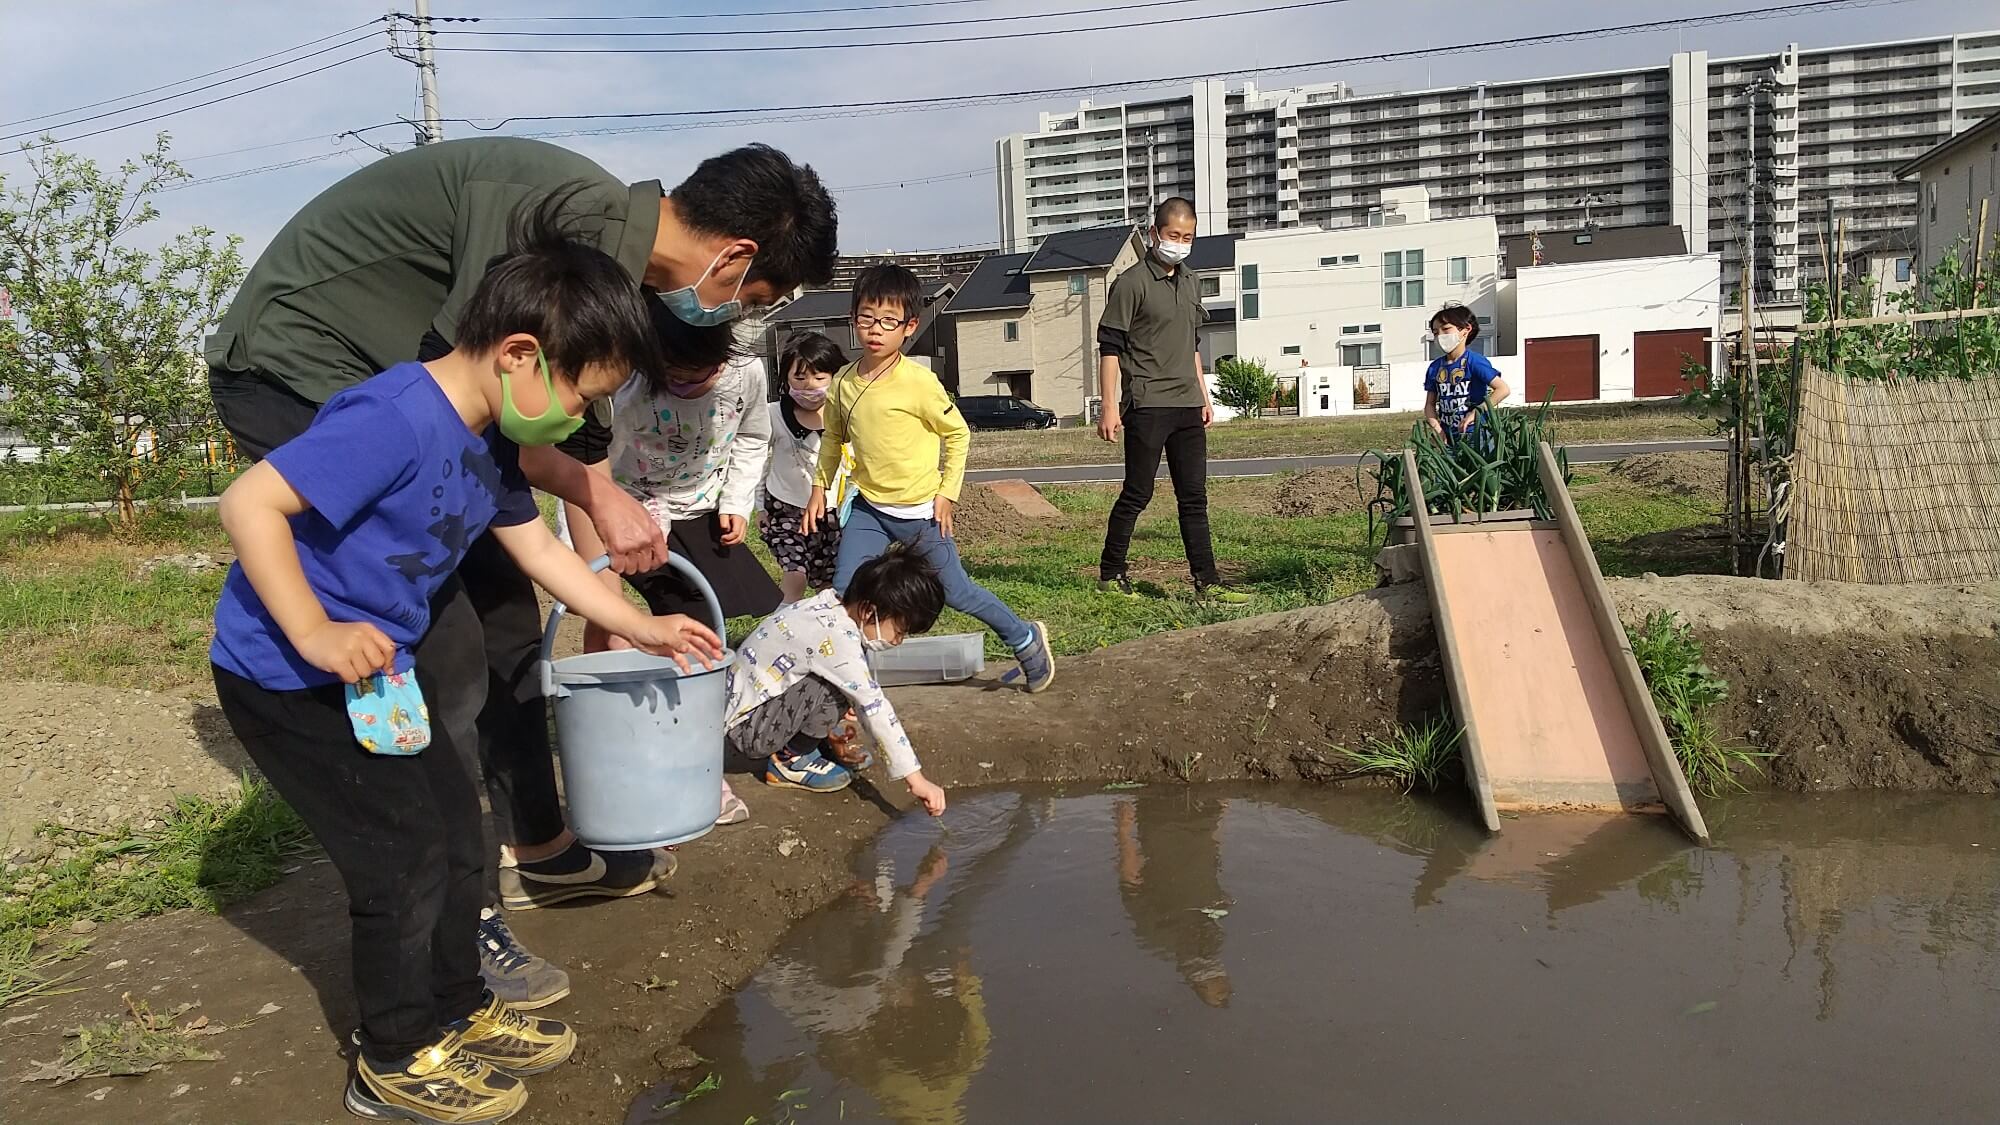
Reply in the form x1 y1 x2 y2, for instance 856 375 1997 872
0 18 387 131
428 0 1910 132
429 0 1293 38
440 0 1036 20
2 39 385 145
427 0 1356 54
15 50 387 148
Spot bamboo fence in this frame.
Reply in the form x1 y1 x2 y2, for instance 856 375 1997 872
1789 360 2000 584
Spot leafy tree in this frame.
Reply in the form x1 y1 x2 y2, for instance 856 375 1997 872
0 134 244 522
1212 355 1278 419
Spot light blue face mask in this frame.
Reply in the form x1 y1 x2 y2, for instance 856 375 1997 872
661 246 754 326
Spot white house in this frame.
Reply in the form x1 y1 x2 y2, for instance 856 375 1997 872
1232 187 1500 374
1508 253 1723 404
1896 109 2000 276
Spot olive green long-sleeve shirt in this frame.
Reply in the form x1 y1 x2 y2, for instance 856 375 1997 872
206 137 661 404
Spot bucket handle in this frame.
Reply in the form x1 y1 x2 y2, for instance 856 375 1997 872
536 554 728 699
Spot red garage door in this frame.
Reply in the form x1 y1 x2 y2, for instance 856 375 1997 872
1633 329 1710 398
1525 335 1600 403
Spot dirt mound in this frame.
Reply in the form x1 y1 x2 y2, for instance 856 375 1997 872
1265 468 1373 518
1611 451 1728 506
949 482 1052 543
1 682 251 858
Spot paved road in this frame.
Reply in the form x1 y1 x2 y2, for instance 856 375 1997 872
965 438 1728 485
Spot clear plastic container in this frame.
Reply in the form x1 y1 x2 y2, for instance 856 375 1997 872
866 632 987 687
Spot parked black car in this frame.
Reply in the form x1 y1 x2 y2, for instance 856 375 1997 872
956 395 1057 431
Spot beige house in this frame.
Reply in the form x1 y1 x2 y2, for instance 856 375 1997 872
945 225 1146 419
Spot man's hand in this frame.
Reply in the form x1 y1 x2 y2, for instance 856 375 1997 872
935 495 956 540
1202 403 1215 428
296 620 396 684
587 488 669 574
1426 416 1446 439
905 771 947 816
1097 406 1122 443
802 486 827 535
617 614 725 674
1459 414 1476 433
718 513 748 547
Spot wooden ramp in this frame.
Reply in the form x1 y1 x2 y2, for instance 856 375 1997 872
1404 444 1709 844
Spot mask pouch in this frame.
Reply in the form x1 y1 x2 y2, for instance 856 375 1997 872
345 670 433 755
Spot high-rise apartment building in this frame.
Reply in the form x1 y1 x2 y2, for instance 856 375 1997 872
994 30 2000 303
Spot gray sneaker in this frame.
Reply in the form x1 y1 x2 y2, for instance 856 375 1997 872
1013 621 1056 694
477 909 570 1010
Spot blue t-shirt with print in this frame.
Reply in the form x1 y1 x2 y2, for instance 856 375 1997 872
1425 350 1501 436
211 363 540 691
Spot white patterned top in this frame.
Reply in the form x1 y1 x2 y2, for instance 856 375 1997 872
605 354 772 523
723 590 920 780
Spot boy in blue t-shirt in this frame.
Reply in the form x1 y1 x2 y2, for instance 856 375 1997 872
209 218 722 1125
1423 304 1510 445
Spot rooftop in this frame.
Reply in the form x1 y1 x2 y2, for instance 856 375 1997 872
1500 225 1689 275
1896 109 2000 180
943 251 1035 313
1022 224 1140 274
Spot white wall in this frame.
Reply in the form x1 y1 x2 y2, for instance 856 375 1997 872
1511 254 1722 402
1294 355 1525 418
1231 201 1500 373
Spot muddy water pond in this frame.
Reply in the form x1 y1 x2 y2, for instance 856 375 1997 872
632 785 2000 1124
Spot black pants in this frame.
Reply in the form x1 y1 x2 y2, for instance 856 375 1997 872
209 368 567 896
625 510 781 623
1099 406 1217 583
214 666 486 1060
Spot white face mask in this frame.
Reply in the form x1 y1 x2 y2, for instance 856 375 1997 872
862 618 895 653
1152 236 1192 266
1436 330 1463 353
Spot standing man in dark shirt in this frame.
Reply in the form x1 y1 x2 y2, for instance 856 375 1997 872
1094 197 1249 604
207 137 837 1009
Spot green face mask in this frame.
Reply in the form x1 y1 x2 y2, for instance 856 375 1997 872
499 349 587 446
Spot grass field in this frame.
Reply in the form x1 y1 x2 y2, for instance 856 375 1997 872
0 457 1728 691
966 400 1710 469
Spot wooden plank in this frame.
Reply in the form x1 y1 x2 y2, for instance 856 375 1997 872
1538 442 1711 844
1798 305 2000 331
1403 449 1500 833
1431 528 1661 813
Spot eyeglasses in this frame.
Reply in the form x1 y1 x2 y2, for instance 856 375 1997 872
853 314 912 332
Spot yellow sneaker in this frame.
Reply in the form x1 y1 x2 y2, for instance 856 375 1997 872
346 1031 526 1123
450 992 577 1076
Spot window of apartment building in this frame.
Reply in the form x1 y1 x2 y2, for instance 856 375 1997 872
1448 257 1469 284
1239 264 1260 319
1340 342 1383 366
1004 321 1020 342
1342 324 1362 334
1199 276 1221 298
1382 249 1425 308
1282 345 1302 356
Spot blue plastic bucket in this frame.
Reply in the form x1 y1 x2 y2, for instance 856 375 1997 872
536 555 732 851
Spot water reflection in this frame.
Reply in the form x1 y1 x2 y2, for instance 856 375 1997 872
640 786 2000 1125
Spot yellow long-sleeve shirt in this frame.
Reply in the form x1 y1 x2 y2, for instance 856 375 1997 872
813 356 968 506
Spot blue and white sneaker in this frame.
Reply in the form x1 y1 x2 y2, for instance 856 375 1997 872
762 748 854 793
1013 621 1055 694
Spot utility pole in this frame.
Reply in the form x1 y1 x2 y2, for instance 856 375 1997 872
1737 74 1773 575
388 3 445 146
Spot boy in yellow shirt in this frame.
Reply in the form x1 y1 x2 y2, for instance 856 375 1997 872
803 265 1054 732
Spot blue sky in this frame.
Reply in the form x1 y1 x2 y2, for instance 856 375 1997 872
0 0 1986 265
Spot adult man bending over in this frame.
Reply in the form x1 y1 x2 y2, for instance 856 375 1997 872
206 137 837 1008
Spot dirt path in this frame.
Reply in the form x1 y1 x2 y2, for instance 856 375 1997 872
5 576 1997 1122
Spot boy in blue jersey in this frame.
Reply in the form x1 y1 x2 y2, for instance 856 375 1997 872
1423 304 1510 445
209 208 722 1124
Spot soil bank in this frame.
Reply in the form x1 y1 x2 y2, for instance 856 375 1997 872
4 575 1997 1123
